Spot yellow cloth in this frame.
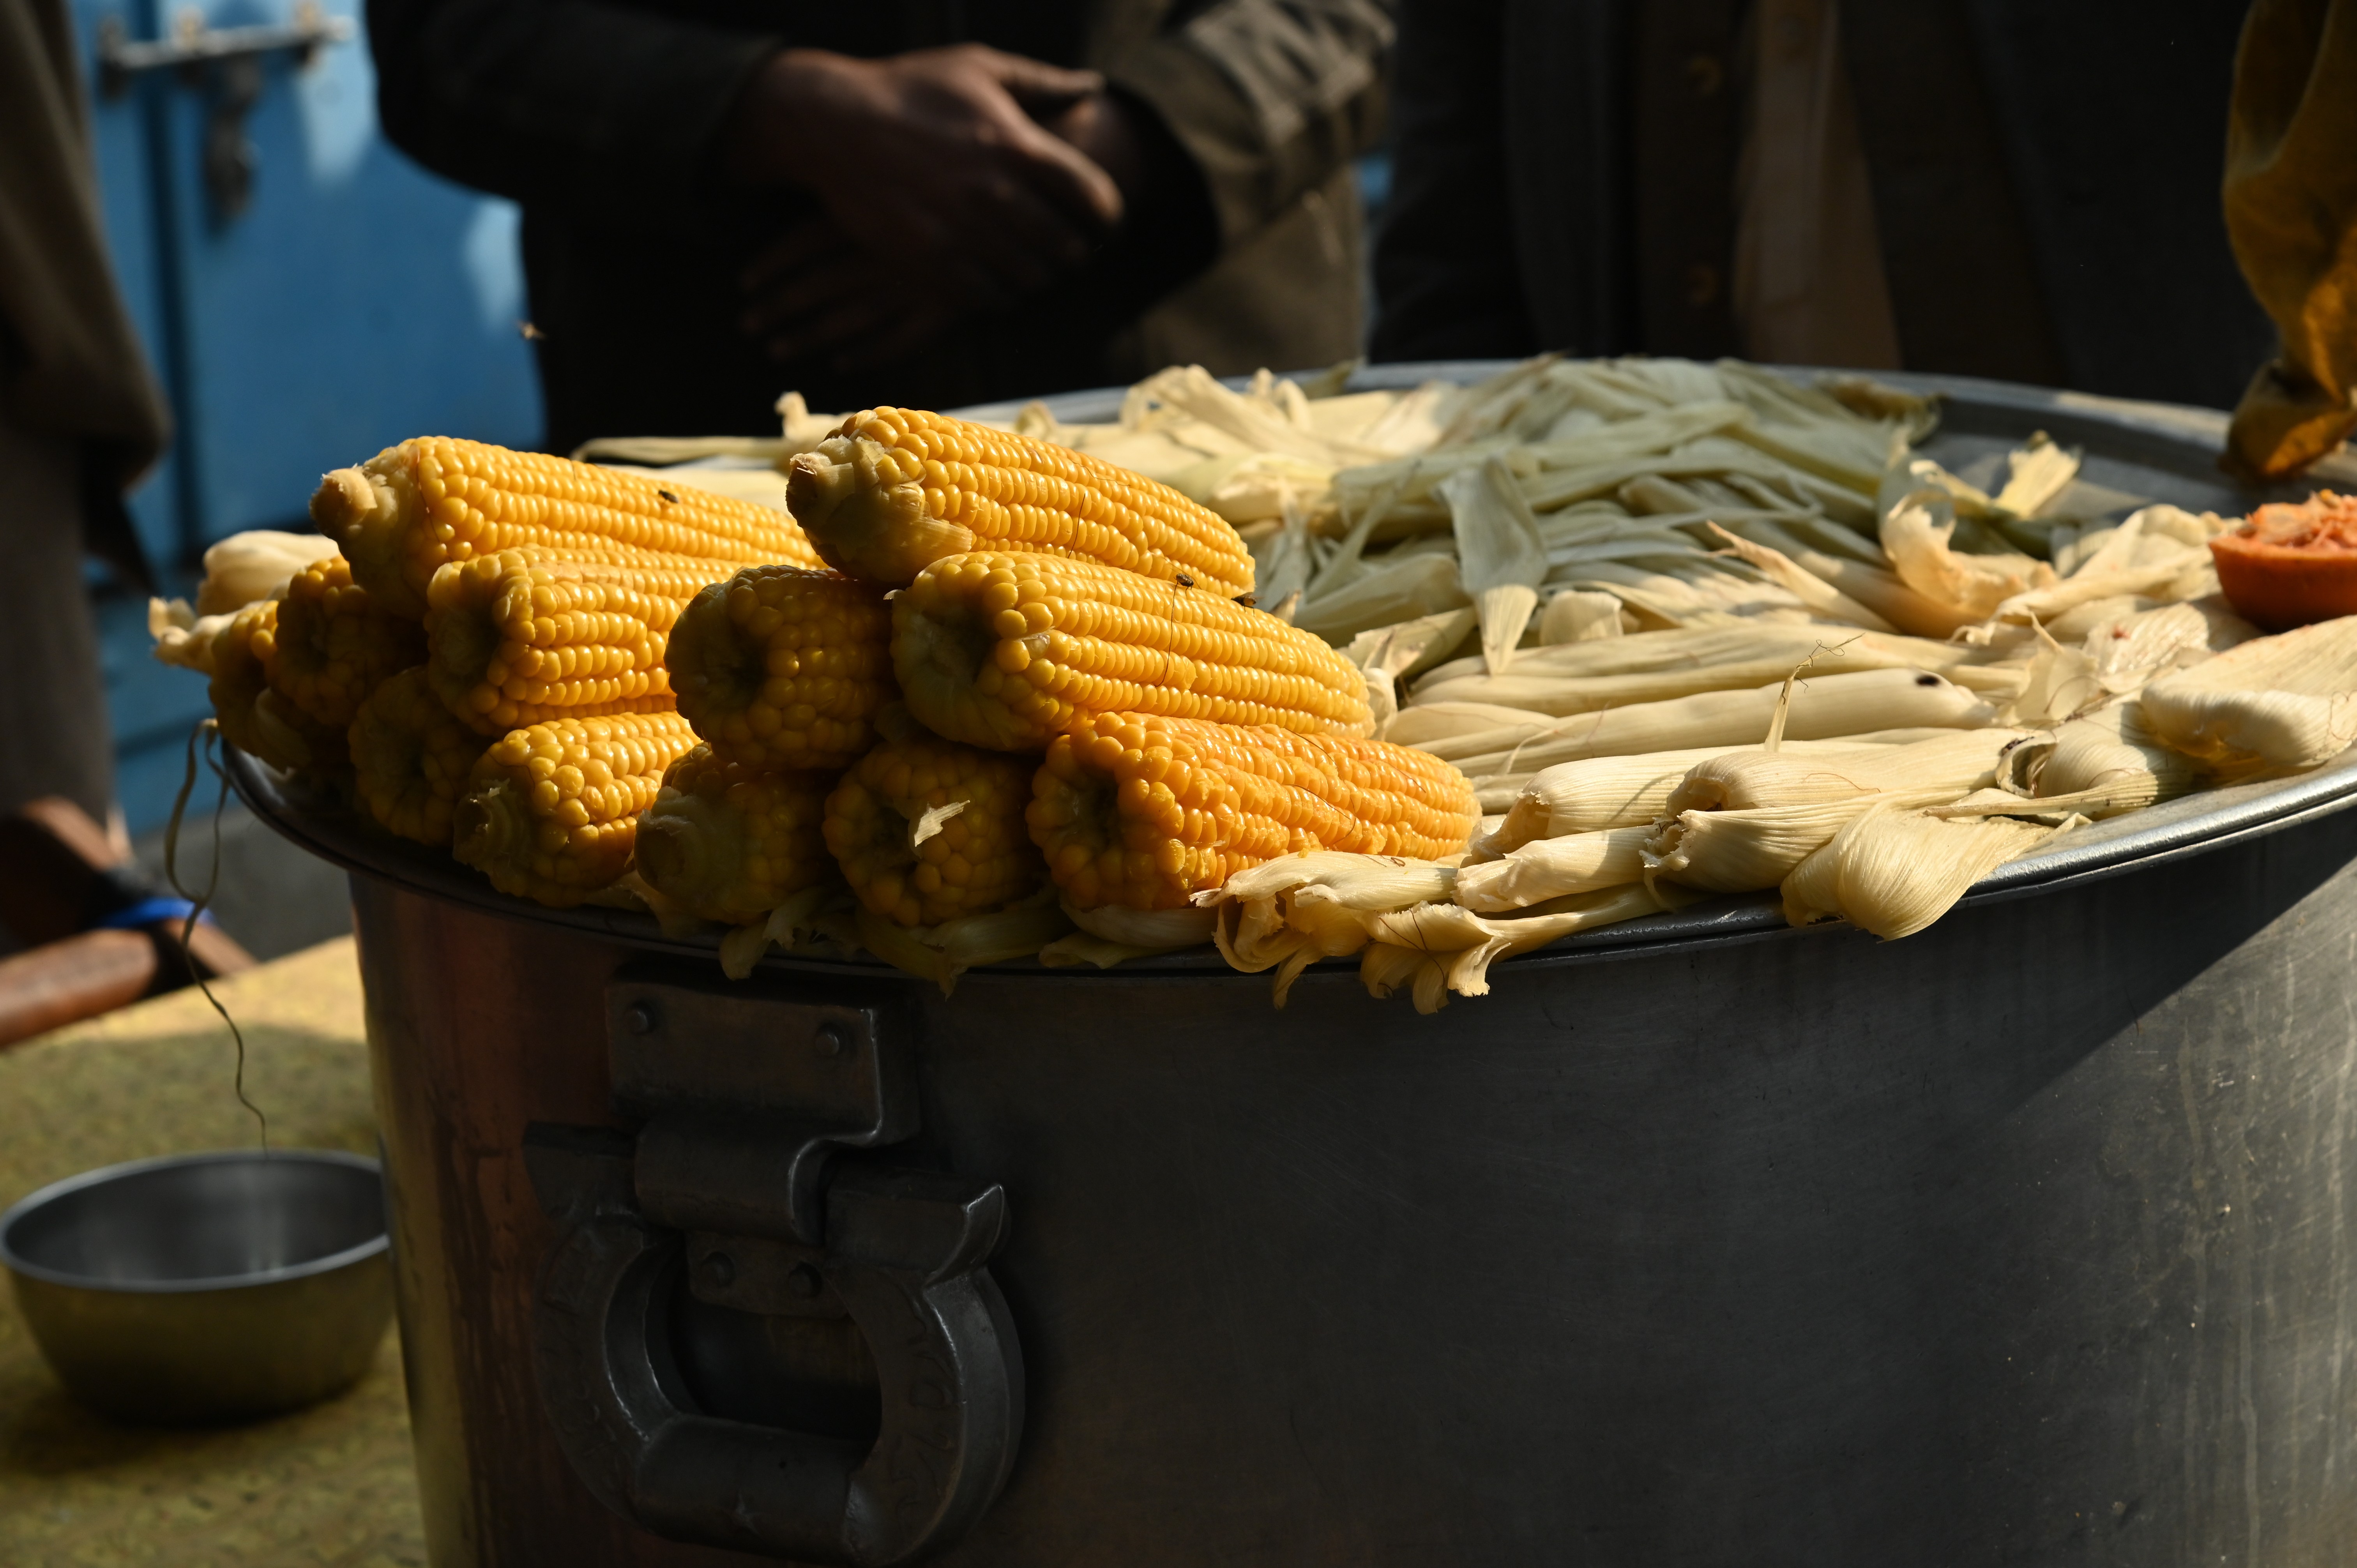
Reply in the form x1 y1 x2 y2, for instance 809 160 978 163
2224 0 2357 479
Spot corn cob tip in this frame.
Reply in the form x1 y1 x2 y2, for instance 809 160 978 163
787 435 970 587
310 466 384 544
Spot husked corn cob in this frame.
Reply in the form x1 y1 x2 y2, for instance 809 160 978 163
897 551 1372 752
1027 713 1479 910
426 551 693 734
209 601 346 774
788 406 1254 594
825 734 1043 926
634 744 835 925
310 437 821 617
453 710 698 906
350 667 488 844
263 555 424 729
668 565 897 769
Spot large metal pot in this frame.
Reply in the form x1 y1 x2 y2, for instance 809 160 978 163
248 372 2357 1567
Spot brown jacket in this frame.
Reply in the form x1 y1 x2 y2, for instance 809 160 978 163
0 0 173 577
370 0 1394 449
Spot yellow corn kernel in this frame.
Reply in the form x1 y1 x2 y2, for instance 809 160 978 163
208 600 347 774
452 710 698 907
824 733 1043 927
425 551 696 734
264 555 424 729
309 437 822 617
634 745 837 925
895 551 1373 752
1027 712 1481 910
667 565 896 770
350 666 488 844
787 406 1254 594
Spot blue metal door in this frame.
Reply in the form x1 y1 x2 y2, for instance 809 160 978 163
72 0 544 828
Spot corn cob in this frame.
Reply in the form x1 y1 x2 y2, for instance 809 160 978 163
350 667 489 844
1027 713 1479 910
633 744 836 925
425 551 695 734
824 734 1044 926
262 555 424 729
1664 729 2027 815
787 406 1254 595
208 601 347 774
897 551 1372 752
453 710 698 906
667 565 897 770
310 437 821 618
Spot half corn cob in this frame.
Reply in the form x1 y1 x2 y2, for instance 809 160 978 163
349 667 489 844
263 555 424 729
667 565 897 770
896 551 1372 752
452 710 698 906
825 734 1044 926
209 601 347 774
1027 713 1479 910
425 551 695 734
633 744 836 925
787 406 1254 595
310 437 821 618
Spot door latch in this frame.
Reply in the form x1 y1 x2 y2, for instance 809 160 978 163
525 969 1024 1564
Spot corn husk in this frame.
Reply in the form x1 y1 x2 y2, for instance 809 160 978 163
1644 786 1963 895
1038 899 1219 969
1345 606 1478 685
1195 853 1463 1004
1778 802 2072 939
1538 589 1627 643
1426 668 2000 776
1879 490 2055 623
2139 615 2357 769
849 890 1073 997
1991 703 2205 818
1293 552 1468 643
1705 524 1898 631
1665 728 2028 814
1411 622 2007 696
1410 637 2013 718
1441 454 1549 672
1385 702 1544 747
1452 826 1652 912
1357 884 1693 1012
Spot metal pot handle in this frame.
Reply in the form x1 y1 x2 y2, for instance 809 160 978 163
528 1128 1023 1565
520 971 1024 1564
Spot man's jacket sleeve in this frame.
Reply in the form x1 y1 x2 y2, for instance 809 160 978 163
369 0 779 206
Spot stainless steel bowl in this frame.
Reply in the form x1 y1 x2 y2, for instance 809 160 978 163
0 1149 394 1425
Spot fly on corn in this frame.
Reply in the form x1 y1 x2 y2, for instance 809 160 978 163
787 406 1254 595
452 710 698 906
1027 712 1480 911
310 437 821 617
825 733 1043 926
667 565 898 770
264 554 424 729
350 667 488 844
426 551 697 734
633 745 836 925
896 551 1371 752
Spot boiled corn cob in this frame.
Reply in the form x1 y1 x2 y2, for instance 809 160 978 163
897 551 1372 752
209 601 346 774
1027 713 1479 910
310 437 821 617
453 710 698 906
425 551 690 734
667 565 897 770
788 406 1254 595
263 555 424 729
350 667 489 844
633 744 836 925
825 734 1043 926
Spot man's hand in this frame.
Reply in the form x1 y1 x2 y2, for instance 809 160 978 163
727 45 1126 314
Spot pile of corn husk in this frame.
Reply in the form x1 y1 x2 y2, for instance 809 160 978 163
993 354 2357 1011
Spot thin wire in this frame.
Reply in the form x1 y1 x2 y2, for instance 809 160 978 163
163 719 269 1153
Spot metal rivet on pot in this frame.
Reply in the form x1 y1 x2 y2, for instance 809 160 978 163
625 1003 657 1035
788 1263 822 1299
700 1251 735 1289
814 1023 846 1058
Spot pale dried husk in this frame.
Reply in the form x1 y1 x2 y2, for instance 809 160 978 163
1778 802 2070 939
1644 786 1963 894
2139 615 2357 769
1452 826 1652 912
1664 727 2028 814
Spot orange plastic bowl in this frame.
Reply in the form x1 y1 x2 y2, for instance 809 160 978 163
2211 490 2357 631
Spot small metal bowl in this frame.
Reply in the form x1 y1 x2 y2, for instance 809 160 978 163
0 1149 394 1425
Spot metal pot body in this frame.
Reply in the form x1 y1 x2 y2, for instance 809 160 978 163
357 800 2357 1568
